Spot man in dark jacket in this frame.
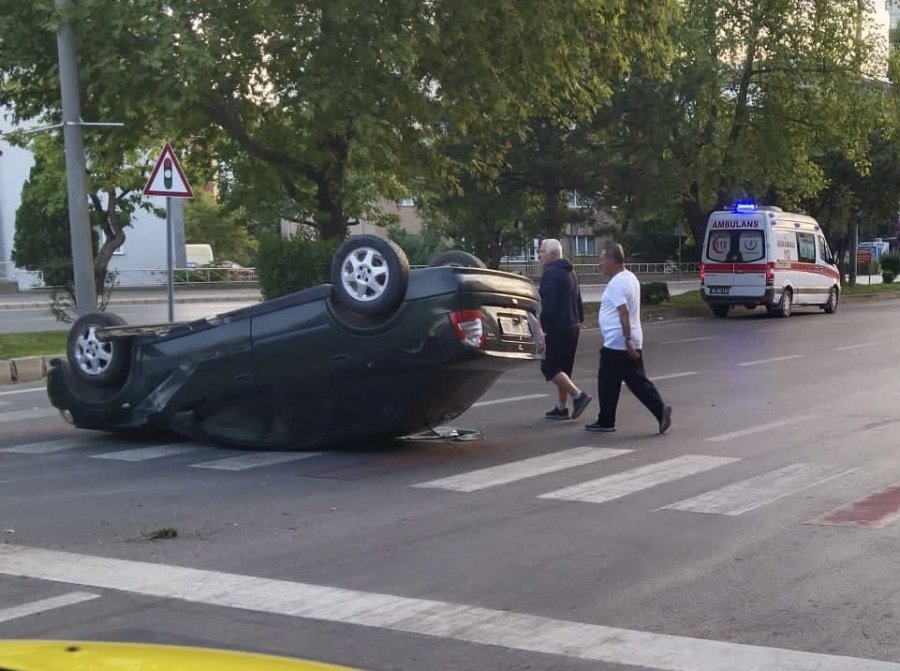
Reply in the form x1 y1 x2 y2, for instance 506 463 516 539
538 239 592 420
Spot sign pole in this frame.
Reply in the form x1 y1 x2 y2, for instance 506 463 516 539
142 142 193 323
166 196 174 322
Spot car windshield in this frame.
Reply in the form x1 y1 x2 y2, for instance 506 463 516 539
707 229 766 263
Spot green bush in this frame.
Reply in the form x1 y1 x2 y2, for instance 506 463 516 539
880 252 900 275
641 281 670 305
255 232 340 300
882 270 895 284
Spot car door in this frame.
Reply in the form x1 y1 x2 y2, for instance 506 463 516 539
795 231 818 304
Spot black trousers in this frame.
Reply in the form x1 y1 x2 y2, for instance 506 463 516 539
596 347 665 427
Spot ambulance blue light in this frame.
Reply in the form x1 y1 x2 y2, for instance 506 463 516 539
733 201 756 213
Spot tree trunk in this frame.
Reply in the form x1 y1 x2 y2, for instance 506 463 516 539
91 190 127 295
314 133 351 241
541 189 563 238
683 183 709 254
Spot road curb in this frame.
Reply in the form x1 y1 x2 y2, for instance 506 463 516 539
1 355 61 384
0 295 262 310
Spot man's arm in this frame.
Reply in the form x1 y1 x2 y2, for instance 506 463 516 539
617 304 639 359
538 275 554 330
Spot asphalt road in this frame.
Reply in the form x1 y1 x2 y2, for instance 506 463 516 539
3 299 900 670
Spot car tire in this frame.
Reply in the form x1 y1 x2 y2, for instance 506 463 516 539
823 286 839 314
331 234 410 317
428 250 487 269
771 288 792 318
711 305 729 318
66 312 131 387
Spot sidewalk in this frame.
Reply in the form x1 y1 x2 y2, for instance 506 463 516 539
0 287 264 310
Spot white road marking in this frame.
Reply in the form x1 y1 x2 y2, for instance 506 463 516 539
538 455 740 505
1 544 896 670
0 387 46 397
0 592 100 624
92 444 207 462
833 341 881 352
0 438 94 455
472 394 548 408
190 452 325 471
661 464 857 516
652 371 699 382
705 414 820 443
660 336 713 345
412 447 632 492
737 355 804 367
0 408 59 423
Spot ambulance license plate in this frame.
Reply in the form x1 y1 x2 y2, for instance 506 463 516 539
708 286 730 295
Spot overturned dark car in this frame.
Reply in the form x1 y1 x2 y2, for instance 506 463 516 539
46 236 544 449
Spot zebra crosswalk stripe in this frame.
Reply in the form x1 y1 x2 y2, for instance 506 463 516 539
538 455 740 505
92 444 208 462
0 438 94 455
190 452 325 471
412 447 632 492
0 408 58 423
660 463 857 516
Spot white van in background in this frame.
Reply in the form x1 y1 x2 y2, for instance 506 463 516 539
185 243 214 268
700 203 840 318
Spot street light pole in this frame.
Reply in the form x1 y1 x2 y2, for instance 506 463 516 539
55 0 96 315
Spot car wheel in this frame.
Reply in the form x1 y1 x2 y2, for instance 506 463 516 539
711 305 729 318
775 288 793 318
428 250 487 268
331 234 410 316
66 312 130 387
823 286 839 314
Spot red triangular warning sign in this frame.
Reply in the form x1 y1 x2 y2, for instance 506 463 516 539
143 143 194 198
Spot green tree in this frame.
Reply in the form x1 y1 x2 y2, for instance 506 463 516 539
184 191 258 266
418 175 537 268
591 0 891 247
0 0 682 244
385 225 448 266
11 149 81 288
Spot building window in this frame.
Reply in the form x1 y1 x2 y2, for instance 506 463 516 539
566 191 595 209
571 235 596 257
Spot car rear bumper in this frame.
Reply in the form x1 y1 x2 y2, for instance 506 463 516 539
702 288 776 306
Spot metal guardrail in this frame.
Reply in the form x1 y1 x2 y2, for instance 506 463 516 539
109 267 258 287
501 261 701 279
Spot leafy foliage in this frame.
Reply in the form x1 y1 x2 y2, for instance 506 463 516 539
11 145 76 287
184 191 258 266
255 232 339 300
880 252 900 275
385 226 448 266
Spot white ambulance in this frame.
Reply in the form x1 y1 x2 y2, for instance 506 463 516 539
700 203 840 318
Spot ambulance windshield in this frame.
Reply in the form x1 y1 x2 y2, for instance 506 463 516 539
707 229 765 263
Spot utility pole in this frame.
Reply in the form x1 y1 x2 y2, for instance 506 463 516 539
55 0 96 315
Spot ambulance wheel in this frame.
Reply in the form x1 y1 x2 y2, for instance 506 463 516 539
773 288 792 318
711 305 730 318
823 286 839 314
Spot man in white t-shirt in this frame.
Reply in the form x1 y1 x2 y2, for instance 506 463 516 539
585 243 672 434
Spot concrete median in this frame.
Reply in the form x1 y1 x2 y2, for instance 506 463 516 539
10 356 46 383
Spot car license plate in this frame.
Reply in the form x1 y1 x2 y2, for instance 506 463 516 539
499 316 531 337
708 286 730 295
